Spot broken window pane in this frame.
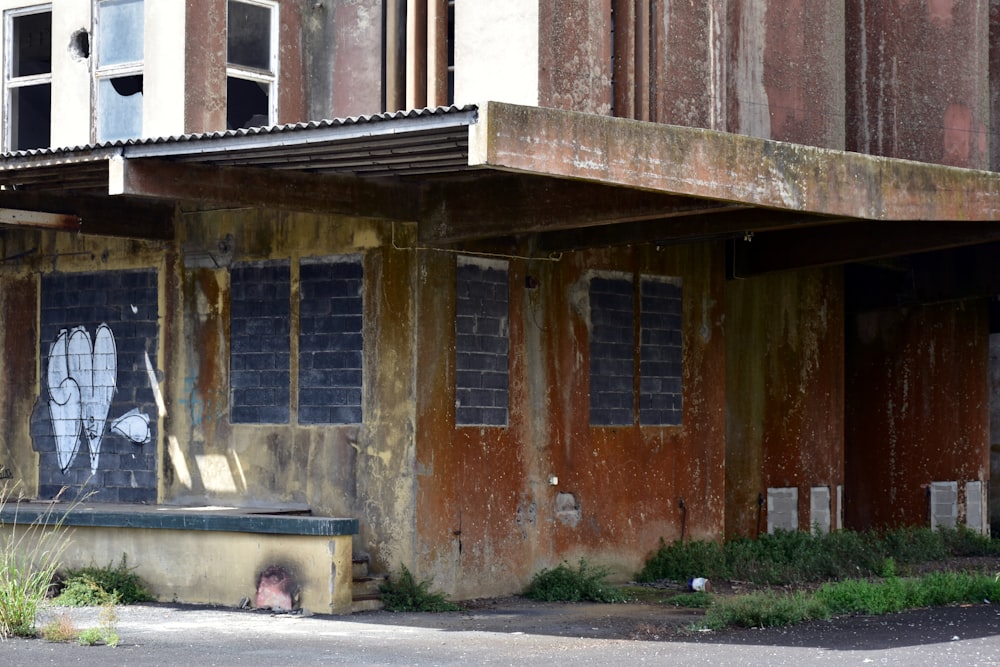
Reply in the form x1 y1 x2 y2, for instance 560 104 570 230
97 76 143 142
11 11 51 77
228 1 271 71
98 0 144 67
227 76 269 129
10 83 50 150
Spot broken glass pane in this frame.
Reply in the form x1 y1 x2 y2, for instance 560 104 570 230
228 1 271 71
227 76 269 129
98 0 143 67
97 76 143 142
11 11 51 77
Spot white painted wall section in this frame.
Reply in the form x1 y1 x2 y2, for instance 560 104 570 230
143 0 184 138
50 1 92 148
454 0 538 107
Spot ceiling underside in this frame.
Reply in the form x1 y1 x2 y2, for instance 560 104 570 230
1 102 1000 277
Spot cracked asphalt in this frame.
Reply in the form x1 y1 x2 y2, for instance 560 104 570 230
3 599 1000 666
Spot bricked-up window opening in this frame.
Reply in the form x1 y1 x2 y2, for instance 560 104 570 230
589 275 635 425
230 262 291 424
227 0 277 129
589 273 683 426
299 258 364 425
638 277 682 425
37 270 159 503
95 0 143 142
455 257 509 426
4 6 51 150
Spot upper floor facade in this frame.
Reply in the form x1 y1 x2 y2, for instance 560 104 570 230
1 0 995 174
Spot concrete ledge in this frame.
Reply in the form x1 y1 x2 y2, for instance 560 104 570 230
0 504 359 615
0 503 358 536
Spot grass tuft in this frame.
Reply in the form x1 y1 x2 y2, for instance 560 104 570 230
379 565 460 612
523 559 628 603
0 484 76 638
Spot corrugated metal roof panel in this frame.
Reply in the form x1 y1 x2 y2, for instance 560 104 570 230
0 105 479 190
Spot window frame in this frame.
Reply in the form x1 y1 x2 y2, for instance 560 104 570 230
3 3 52 151
93 0 145 142
226 0 278 129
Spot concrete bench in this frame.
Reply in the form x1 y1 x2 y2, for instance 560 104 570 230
0 503 359 614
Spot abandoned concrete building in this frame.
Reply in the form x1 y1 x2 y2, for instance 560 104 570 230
0 0 999 612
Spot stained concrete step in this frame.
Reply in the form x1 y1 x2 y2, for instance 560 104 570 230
351 555 385 612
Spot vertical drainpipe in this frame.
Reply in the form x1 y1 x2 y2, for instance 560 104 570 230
426 0 449 107
406 0 427 109
385 0 405 111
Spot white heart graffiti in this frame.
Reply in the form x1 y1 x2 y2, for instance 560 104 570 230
46 324 151 475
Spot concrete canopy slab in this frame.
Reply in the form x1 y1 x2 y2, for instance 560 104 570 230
469 101 1000 223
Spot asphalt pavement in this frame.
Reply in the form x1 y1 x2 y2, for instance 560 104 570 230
3 599 1000 666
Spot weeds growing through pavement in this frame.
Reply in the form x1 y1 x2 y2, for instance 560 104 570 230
638 526 1000 585
523 559 628 603
0 484 75 638
694 571 1000 631
39 611 78 642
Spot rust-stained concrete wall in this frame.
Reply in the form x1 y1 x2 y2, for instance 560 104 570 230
846 0 990 168
184 0 384 133
728 0 845 145
538 0 613 114
846 301 990 530
414 243 726 598
725 270 845 538
166 212 417 572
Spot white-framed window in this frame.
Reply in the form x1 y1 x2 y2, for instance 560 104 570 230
227 0 277 129
4 4 51 151
94 0 144 142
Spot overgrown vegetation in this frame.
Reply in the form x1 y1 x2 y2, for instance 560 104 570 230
77 603 121 647
0 484 74 638
638 526 1000 586
54 554 153 607
523 559 628 603
379 565 460 612
698 571 1000 631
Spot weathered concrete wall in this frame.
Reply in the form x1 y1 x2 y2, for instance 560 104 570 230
166 212 416 573
846 0 990 167
846 300 990 530
989 334 1000 532
414 242 726 598
538 0 613 114
301 0 385 118
725 269 845 538
728 0 845 146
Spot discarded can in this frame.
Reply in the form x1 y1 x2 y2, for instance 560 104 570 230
689 577 710 592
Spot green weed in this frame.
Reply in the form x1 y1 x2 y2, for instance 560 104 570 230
665 591 713 608
639 527 998 586
523 559 628 603
700 590 828 630
55 554 152 606
379 565 460 612
700 571 1000 632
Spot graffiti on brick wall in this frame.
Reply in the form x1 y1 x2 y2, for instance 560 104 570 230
46 323 151 475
